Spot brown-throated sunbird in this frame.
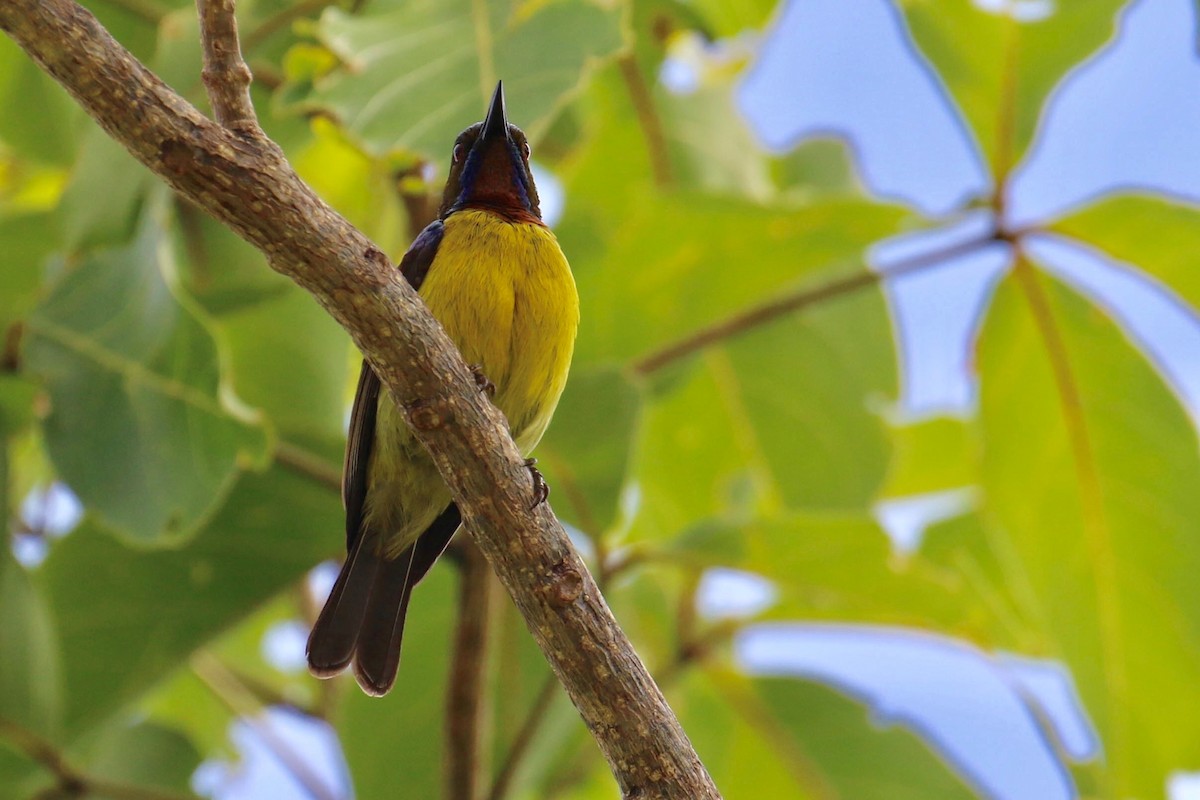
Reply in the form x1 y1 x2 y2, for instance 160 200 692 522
306 82 579 696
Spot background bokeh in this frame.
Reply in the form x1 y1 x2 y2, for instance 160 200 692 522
3 0 1200 797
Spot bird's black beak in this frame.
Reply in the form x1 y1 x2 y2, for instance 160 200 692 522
480 80 510 144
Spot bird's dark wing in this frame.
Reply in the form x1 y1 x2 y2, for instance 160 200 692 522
342 220 446 551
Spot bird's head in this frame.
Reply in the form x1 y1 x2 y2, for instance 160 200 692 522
440 81 541 222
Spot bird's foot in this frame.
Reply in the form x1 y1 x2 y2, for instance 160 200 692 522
469 364 495 397
524 458 549 509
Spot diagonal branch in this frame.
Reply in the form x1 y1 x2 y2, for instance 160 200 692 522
0 2 720 797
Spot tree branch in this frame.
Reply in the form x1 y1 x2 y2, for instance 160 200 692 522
630 231 1002 376
0 2 719 796
197 0 257 131
446 541 494 800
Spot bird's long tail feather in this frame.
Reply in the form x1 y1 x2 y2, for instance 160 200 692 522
306 504 463 696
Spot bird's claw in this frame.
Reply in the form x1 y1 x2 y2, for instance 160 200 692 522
524 458 549 509
469 364 495 397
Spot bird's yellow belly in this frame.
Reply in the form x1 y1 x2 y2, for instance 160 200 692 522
365 209 578 556
420 209 579 451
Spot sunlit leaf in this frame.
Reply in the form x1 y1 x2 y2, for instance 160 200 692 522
293 0 625 157
1049 193 1200 311
24 216 268 544
902 0 1123 169
977 268 1200 794
745 673 978 798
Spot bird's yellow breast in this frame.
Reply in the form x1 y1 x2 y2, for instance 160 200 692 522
419 208 579 453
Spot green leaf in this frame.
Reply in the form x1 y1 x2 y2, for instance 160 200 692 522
0 211 59 331
58 127 152 252
902 0 1123 169
673 670 813 798
0 552 61 737
0 37 80 166
24 216 268 544
77 719 202 796
628 285 897 542
679 0 779 37
881 416 975 498
294 0 625 157
746 673 978 798
1049 193 1200 310
722 289 897 510
976 268 1200 795
36 462 339 735
672 512 1020 644
537 366 640 537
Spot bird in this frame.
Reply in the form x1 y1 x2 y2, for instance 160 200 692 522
305 81 579 696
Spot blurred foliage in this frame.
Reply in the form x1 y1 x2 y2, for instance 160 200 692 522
0 1 1197 799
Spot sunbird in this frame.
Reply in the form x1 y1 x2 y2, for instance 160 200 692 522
306 82 579 696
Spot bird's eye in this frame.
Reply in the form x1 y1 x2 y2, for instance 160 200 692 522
522 141 531 159
452 143 466 164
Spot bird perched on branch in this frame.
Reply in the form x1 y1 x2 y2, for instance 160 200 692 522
306 81 579 696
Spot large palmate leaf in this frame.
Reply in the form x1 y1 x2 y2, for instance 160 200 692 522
294 0 625 156
628 285 897 543
24 216 268 544
36 464 340 734
901 0 1123 169
977 268 1200 795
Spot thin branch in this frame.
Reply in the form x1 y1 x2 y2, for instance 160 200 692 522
275 440 342 493
446 541 494 800
191 652 342 800
197 0 257 131
0 2 719 796
617 52 673 188
486 675 559 800
631 231 1002 376
0 717 198 800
